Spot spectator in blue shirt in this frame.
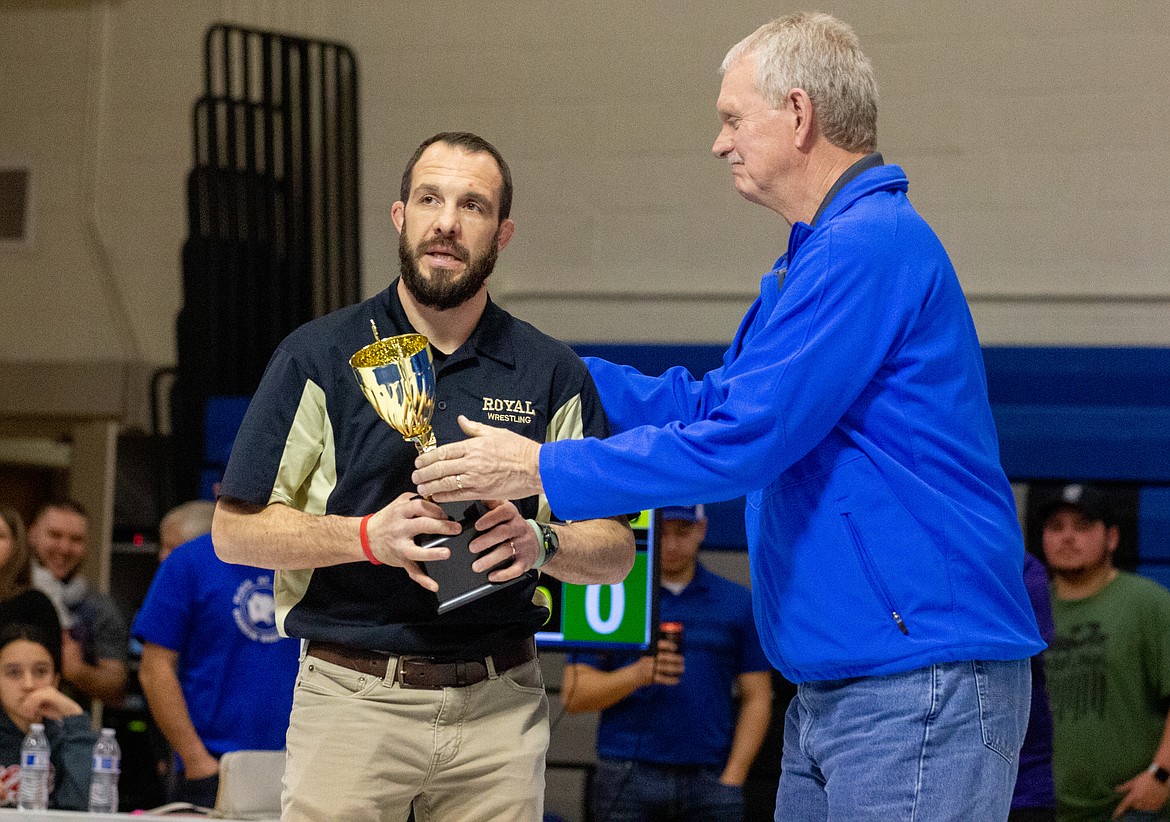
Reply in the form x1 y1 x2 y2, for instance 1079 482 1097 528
134 502 299 809
563 505 772 821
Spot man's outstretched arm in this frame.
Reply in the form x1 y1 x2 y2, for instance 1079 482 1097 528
213 495 460 592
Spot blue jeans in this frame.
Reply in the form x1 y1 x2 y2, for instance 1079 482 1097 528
776 659 1031 821
591 758 744 822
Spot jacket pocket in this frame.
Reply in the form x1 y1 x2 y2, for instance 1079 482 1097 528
842 512 909 636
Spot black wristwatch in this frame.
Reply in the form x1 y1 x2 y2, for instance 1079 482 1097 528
537 523 560 568
1148 762 1170 784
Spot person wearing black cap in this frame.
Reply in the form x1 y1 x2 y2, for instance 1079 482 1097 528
561 504 773 821
1041 483 1170 821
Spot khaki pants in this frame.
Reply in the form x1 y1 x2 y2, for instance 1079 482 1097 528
281 649 549 822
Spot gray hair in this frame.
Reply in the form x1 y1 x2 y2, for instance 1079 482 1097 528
160 500 216 546
722 12 878 153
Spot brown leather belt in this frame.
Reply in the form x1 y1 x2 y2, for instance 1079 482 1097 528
306 638 536 690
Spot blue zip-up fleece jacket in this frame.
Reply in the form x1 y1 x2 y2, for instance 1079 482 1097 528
541 164 1045 683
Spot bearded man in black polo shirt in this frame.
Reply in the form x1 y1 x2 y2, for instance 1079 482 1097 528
212 132 634 822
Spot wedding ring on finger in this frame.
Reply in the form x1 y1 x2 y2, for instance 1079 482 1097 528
509 540 516 557
455 474 463 490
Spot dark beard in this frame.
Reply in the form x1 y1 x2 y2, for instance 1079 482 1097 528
399 230 499 311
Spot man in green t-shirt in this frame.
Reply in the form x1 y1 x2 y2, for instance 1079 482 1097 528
1043 483 1170 822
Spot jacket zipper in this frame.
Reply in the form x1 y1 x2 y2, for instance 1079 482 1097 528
842 513 909 635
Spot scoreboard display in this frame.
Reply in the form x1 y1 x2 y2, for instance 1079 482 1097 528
535 509 659 652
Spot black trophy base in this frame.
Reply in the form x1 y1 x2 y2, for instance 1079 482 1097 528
415 500 525 614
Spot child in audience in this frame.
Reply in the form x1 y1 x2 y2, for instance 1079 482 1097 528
0 622 96 809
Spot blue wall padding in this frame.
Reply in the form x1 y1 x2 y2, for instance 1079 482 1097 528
567 343 1170 551
983 347 1170 482
203 396 251 467
992 405 1170 481
201 344 1169 551
199 468 224 502
571 344 1170 483
1139 488 1170 561
1138 565 1170 591
982 347 1170 407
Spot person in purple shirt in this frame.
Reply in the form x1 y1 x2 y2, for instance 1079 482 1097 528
1013 551 1056 821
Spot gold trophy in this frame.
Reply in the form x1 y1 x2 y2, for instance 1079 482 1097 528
350 330 438 455
350 326 521 613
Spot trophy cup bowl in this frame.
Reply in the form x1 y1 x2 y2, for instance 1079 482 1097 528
350 333 438 453
349 331 521 613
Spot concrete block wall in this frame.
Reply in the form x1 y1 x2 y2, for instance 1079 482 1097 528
2 3 1168 416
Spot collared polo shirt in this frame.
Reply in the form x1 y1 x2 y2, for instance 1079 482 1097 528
220 279 609 657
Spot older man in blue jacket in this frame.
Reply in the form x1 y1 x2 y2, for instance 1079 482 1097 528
416 12 1044 821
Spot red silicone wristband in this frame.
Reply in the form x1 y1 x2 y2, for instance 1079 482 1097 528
359 513 381 565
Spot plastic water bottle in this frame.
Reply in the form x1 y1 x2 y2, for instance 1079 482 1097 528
17 722 51 810
87 727 121 813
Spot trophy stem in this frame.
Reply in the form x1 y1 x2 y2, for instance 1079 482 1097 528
411 435 439 502
412 433 437 454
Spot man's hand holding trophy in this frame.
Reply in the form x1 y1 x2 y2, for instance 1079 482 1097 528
350 326 531 612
